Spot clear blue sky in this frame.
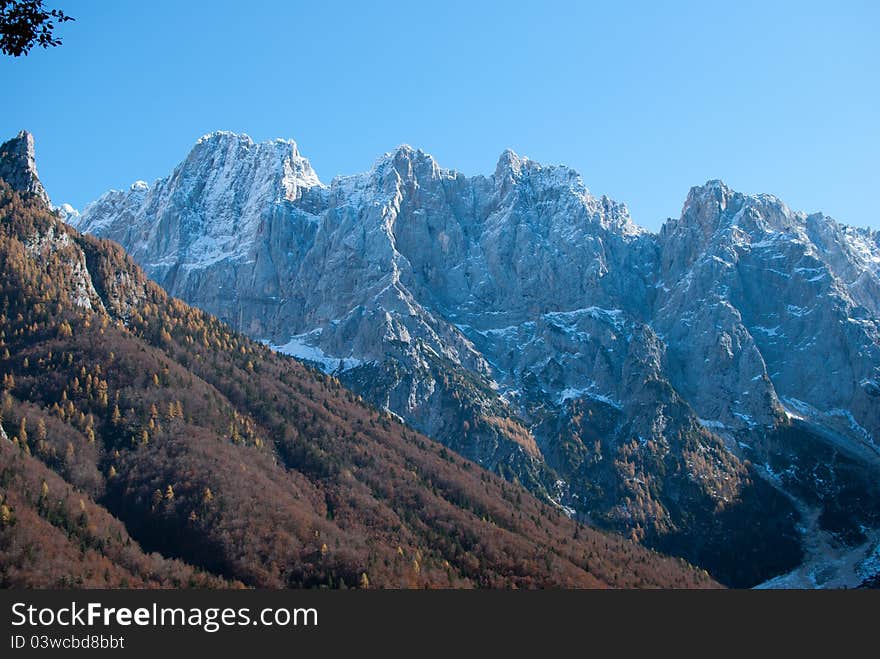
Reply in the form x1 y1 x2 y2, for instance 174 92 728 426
1 0 877 231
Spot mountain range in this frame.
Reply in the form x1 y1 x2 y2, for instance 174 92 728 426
32 129 880 587
0 129 725 588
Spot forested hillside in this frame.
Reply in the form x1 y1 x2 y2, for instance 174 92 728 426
0 180 717 588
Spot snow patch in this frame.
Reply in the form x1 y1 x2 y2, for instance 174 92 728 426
272 330 362 373
558 385 623 410
751 325 783 338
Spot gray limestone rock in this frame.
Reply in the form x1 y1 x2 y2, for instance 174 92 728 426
0 131 50 206
68 132 880 585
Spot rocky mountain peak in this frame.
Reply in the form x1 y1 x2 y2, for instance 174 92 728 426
196 129 252 146
492 149 586 191
678 179 735 230
373 144 443 184
194 130 303 157
0 130 50 207
187 131 322 202
494 147 524 175
55 202 81 225
492 148 530 198
675 180 813 240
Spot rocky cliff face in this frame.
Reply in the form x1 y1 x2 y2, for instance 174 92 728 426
70 132 880 586
656 181 880 442
2 131 723 589
0 131 50 207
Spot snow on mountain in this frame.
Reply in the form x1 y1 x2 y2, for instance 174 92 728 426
72 132 880 587
54 202 80 225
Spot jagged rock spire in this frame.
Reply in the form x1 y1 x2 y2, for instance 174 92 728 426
0 130 50 207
